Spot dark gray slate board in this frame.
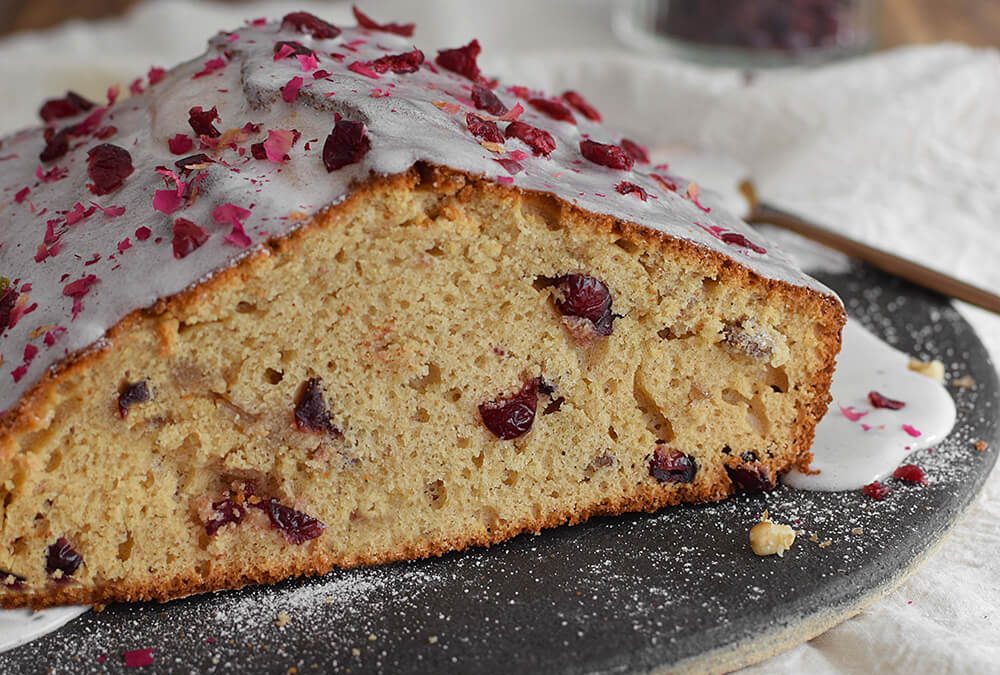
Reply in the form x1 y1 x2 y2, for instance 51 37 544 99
2 261 997 675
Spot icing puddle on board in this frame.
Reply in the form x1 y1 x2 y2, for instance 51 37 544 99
0 321 956 652
785 320 957 491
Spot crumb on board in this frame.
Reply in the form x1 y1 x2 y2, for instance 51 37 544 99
908 358 945 383
275 611 290 628
951 374 975 388
973 439 988 452
749 511 796 557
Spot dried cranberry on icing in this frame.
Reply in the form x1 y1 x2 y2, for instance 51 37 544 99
281 11 341 39
720 232 766 255
892 464 928 486
322 120 370 172
252 498 326 544
273 40 315 58
466 113 504 144
117 380 150 418
504 121 555 157
172 218 209 259
205 498 245 536
294 378 340 435
648 446 697 484
725 464 775 493
479 379 540 440
40 127 72 163
862 481 890 500
365 49 425 75
436 39 482 81
188 106 221 138
86 144 133 195
868 391 906 410
0 284 18 334
528 98 575 124
615 181 649 201
352 6 415 37
579 140 633 171
620 138 650 164
561 90 601 122
39 91 95 123
471 84 507 116
554 274 615 336
46 537 83 578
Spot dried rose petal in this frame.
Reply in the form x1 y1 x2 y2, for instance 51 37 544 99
122 648 154 668
168 134 194 155
322 120 370 172
720 232 766 254
862 481 890 500
615 181 649 201
46 537 82 578
352 6 415 36
579 140 633 171
504 121 555 157
650 173 677 192
39 128 71 163
648 446 697 483
471 84 507 115
86 143 133 195
436 40 482 81
363 49 425 75
869 390 906 410
555 274 614 335
466 113 504 144
273 40 314 59
252 498 326 544
294 378 340 435
174 153 214 174
620 138 649 164
893 464 928 486
479 379 539 440
172 218 209 259
118 380 150 418
528 98 575 124
188 106 221 138
205 497 245 536
281 76 304 103
561 90 601 122
281 11 341 39
39 91 94 123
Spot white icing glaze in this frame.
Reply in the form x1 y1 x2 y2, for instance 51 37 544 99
784 321 956 491
0 605 87 654
0 14 836 413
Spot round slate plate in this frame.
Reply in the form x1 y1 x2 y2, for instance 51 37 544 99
2 261 997 675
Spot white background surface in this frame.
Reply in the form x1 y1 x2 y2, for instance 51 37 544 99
1 1 997 671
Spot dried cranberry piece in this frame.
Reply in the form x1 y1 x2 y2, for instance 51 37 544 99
504 121 555 157
172 218 209 259
352 6 415 37
294 378 340 435
252 498 326 544
365 49 425 75
528 98 575 124
86 143 134 195
579 140 633 171
174 153 214 174
118 380 150 418
46 537 82 578
868 391 906 410
322 120 370 172
205 497 245 536
273 40 315 58
436 39 482 81
188 106 221 138
466 113 504 144
648 446 697 483
561 90 601 122
720 232 766 254
892 464 928 486
471 84 507 115
479 379 540 440
615 181 649 201
862 481 890 500
0 284 18 334
725 464 775 492
555 274 615 336
2 571 25 591
281 11 341 39
39 91 95 123
620 138 650 164
39 127 72 163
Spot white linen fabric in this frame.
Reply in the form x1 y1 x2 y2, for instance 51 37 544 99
0 1 996 670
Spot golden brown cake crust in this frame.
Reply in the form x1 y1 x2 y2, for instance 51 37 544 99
0 165 843 609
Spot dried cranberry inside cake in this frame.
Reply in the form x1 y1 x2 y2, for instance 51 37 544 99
46 537 83 579
554 274 616 337
648 447 697 484
479 379 540 440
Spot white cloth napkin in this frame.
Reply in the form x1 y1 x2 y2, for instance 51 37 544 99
1 1 997 671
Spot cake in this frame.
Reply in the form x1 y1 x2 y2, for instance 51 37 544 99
0 9 844 608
